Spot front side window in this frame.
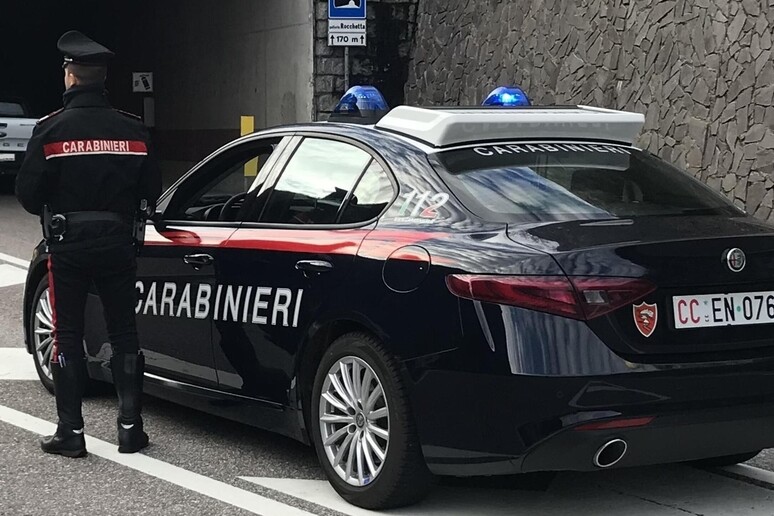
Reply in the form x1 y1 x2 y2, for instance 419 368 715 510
260 138 372 225
433 142 741 224
165 141 278 222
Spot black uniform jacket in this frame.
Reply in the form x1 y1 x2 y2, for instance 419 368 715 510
16 84 162 249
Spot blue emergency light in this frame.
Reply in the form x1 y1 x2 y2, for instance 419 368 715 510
482 86 531 107
329 86 390 124
333 86 389 113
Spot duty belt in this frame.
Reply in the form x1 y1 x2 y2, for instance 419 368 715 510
64 211 130 225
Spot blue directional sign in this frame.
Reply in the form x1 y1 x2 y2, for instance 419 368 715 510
329 0 366 19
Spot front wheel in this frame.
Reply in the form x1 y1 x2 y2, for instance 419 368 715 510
28 275 103 395
29 275 55 394
310 332 432 509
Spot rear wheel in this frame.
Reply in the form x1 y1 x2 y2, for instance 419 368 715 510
30 276 55 393
310 332 432 509
690 450 761 468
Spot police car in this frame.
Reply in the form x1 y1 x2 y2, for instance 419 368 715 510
22 86 774 509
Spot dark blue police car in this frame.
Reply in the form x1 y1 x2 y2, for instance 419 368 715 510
23 87 774 509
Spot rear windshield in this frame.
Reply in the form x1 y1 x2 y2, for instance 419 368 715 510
432 142 741 223
0 102 27 117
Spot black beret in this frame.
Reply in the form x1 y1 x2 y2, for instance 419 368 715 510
58 30 114 66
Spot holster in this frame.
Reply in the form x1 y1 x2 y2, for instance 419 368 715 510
133 199 151 254
42 205 67 244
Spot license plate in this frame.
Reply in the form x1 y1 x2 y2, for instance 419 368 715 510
673 291 774 329
0 154 14 162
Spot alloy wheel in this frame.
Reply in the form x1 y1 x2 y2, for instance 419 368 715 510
319 356 390 487
33 287 55 381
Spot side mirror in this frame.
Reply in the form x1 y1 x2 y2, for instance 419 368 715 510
151 210 166 232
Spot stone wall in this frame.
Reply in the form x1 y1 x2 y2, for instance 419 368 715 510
313 0 419 120
407 0 774 222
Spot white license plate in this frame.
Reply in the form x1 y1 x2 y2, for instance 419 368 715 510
0 154 14 162
673 291 774 329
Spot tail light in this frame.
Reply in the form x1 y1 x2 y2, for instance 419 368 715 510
446 275 655 320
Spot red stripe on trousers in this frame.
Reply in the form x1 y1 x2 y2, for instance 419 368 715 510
47 256 59 364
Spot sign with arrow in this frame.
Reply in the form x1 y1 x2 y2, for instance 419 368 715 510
328 20 367 46
328 1 367 47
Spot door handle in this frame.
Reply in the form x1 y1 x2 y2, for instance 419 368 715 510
295 259 334 276
183 253 214 269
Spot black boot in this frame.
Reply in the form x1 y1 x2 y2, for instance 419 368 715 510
111 352 149 453
40 356 87 458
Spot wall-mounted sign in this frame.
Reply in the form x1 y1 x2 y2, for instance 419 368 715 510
132 72 153 93
328 20 367 47
329 0 366 19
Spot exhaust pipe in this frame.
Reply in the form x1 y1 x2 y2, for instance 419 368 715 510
593 439 627 468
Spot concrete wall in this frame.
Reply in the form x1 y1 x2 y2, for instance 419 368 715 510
407 0 774 222
150 0 314 178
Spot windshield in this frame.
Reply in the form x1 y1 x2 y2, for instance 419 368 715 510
0 102 27 117
432 142 741 223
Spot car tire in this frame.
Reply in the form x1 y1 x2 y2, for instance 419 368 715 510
690 450 761 468
310 332 432 509
28 275 104 395
29 275 56 394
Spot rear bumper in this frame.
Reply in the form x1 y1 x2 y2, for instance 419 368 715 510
0 152 25 174
409 366 774 476
521 402 774 472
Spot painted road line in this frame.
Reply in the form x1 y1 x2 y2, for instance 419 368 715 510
0 263 27 288
243 464 774 516
721 464 774 488
0 348 38 380
0 252 30 270
241 477 683 515
0 405 317 516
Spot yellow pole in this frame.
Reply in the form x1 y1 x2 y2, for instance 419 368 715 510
241 116 257 177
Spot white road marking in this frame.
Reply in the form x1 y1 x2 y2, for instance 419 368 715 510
0 263 27 288
724 464 774 485
0 252 30 269
0 405 316 516
0 348 38 380
242 464 774 516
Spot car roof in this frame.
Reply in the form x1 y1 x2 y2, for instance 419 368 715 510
375 106 645 148
234 105 645 153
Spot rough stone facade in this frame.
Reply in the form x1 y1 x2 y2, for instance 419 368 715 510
313 0 419 120
406 0 774 222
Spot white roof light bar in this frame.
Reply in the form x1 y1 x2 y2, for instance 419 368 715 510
375 106 645 148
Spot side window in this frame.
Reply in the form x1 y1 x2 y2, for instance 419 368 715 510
339 161 394 223
165 142 278 222
260 138 371 225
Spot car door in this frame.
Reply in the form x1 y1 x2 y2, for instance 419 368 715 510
213 136 396 404
135 135 292 387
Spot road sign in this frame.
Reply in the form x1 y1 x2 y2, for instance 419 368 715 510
328 19 367 47
132 72 153 93
329 32 367 46
329 0 366 19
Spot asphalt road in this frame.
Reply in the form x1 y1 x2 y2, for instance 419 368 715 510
2 182 774 516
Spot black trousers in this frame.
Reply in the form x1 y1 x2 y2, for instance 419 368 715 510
48 243 139 362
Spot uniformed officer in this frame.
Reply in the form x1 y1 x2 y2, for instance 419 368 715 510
16 31 162 457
